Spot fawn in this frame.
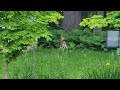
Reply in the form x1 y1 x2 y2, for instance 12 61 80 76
60 36 67 50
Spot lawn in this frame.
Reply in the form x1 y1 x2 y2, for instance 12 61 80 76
0 48 120 79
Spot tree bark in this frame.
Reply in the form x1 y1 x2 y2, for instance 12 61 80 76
61 11 82 31
5 60 9 79
97 11 104 16
93 11 104 33
104 11 110 17
87 11 97 18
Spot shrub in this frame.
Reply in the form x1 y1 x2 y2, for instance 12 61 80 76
38 28 107 51
78 29 106 51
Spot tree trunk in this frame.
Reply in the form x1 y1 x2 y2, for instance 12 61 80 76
5 60 9 79
104 11 110 17
105 11 110 14
87 11 97 18
97 11 104 16
61 11 82 31
93 11 104 33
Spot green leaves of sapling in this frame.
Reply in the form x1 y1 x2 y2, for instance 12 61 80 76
80 11 120 30
0 11 63 62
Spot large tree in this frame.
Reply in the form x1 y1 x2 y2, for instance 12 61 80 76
61 11 82 30
93 11 105 32
0 11 63 79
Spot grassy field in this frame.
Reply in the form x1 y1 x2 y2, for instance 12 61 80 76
0 48 120 79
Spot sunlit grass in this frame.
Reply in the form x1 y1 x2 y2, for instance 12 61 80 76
0 48 120 79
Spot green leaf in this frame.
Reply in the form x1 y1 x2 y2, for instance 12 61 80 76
0 11 63 62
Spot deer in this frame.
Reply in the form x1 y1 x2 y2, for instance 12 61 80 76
60 36 67 51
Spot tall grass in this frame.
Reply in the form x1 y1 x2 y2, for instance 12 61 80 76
0 48 120 79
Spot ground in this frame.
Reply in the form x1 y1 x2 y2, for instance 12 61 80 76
0 48 120 79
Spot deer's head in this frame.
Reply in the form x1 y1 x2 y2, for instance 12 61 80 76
61 36 65 41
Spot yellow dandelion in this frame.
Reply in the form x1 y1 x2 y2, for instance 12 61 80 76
106 63 111 66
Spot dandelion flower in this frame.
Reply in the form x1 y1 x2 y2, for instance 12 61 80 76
106 63 111 66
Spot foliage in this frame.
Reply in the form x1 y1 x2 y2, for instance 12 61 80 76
38 29 68 48
38 29 107 51
0 11 63 62
80 15 107 29
78 28 106 51
106 11 120 29
80 11 120 30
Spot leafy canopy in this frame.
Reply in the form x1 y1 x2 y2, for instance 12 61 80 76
0 11 63 62
80 11 120 30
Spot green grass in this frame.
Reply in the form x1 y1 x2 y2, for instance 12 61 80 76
0 48 120 79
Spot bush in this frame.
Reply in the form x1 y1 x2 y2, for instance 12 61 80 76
38 28 107 51
38 29 67 48
78 28 107 51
